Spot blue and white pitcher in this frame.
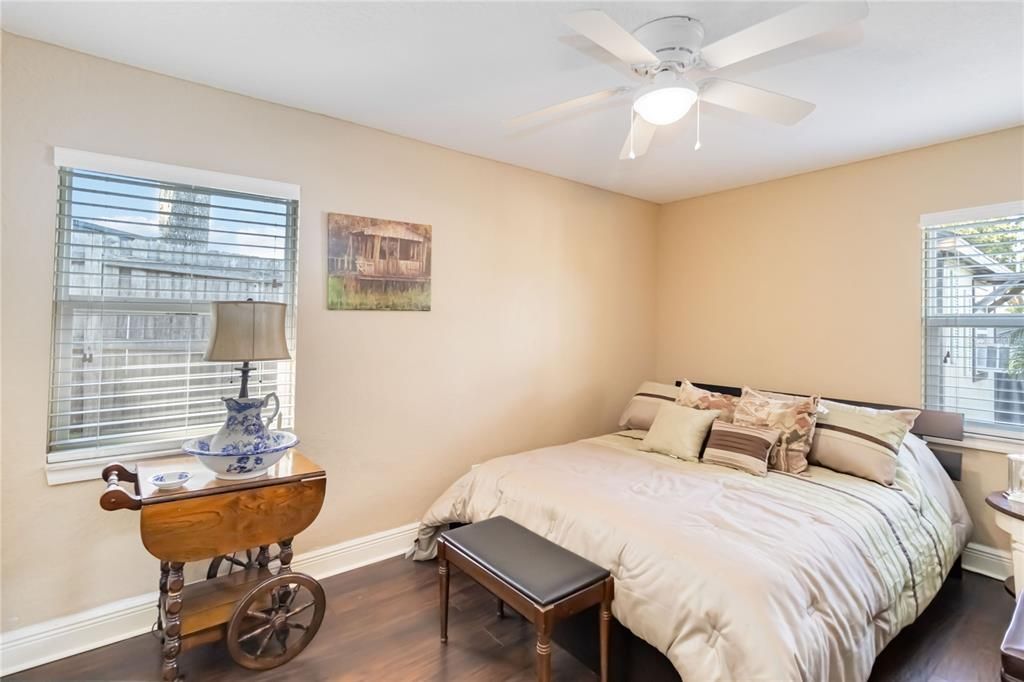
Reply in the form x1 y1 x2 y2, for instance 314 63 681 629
209 392 280 454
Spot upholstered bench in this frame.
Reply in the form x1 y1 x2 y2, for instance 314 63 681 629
438 516 614 682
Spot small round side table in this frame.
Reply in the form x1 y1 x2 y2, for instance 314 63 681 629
986 491 1024 598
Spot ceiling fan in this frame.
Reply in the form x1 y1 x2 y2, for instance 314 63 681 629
511 2 869 159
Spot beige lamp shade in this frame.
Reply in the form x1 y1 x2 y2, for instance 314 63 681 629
204 301 291 362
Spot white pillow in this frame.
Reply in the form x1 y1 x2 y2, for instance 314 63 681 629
808 400 920 486
619 381 680 430
641 403 721 462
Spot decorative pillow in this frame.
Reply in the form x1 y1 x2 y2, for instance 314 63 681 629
809 400 920 486
676 380 739 422
703 421 782 476
732 387 819 475
619 381 680 430
743 387 830 417
641 403 721 462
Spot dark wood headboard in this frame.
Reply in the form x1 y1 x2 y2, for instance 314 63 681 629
680 381 965 481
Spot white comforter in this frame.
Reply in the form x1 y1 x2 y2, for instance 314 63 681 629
409 431 971 681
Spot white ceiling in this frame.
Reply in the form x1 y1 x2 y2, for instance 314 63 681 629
3 1 1022 203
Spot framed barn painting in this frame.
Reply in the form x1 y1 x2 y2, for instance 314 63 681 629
326 212 432 311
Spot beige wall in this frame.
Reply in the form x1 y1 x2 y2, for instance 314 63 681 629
655 125 1024 551
0 34 659 631
2 30 1022 635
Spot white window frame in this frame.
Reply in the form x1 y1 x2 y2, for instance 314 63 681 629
45 148 301 484
922 200 1024 449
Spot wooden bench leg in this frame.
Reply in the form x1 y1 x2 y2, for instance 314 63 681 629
536 632 551 682
438 542 450 644
536 612 553 682
497 598 504 618
600 576 614 682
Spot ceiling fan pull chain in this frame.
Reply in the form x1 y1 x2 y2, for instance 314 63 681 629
697 96 702 149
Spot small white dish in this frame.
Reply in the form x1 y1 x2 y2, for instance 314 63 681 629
149 471 192 490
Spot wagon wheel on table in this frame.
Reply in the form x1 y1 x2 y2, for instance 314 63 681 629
226 572 326 670
207 548 259 579
207 544 289 579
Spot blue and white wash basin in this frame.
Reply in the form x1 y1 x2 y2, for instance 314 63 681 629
182 430 299 480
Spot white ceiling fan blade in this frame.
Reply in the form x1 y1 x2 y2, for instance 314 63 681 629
507 87 630 126
700 79 815 125
619 116 657 160
564 10 659 66
701 1 869 70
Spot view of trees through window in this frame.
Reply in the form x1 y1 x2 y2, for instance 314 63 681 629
924 212 1024 431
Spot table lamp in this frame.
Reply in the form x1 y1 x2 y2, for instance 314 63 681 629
205 299 290 399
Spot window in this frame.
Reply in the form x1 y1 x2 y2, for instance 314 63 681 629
923 201 1024 437
48 160 298 464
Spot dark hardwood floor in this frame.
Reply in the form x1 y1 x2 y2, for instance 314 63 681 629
5 557 1013 681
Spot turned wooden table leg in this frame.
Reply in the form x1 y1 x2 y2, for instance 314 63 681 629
600 576 614 682
438 542 450 643
536 615 553 682
278 538 294 573
157 561 170 630
256 545 271 568
161 561 185 682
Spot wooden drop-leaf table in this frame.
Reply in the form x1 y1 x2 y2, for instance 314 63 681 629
100 451 327 681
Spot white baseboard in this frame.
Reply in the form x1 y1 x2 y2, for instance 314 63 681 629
293 522 419 581
0 592 159 680
0 521 419 677
962 541 1013 580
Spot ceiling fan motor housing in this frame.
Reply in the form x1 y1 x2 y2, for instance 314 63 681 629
632 16 705 72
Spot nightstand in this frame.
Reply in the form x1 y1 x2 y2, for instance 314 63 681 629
987 491 1024 598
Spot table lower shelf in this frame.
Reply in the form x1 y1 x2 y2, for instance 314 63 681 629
178 566 274 639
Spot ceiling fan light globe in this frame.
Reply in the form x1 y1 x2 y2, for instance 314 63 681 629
633 83 697 126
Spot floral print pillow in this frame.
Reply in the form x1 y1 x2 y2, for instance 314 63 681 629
676 380 738 422
732 387 820 475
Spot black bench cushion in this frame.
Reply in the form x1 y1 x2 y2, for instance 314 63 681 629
441 516 609 606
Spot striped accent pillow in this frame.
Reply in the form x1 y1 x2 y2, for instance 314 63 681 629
618 381 679 430
703 422 781 476
732 387 819 475
809 400 920 486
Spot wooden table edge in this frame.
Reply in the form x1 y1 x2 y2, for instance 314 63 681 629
987 491 1024 523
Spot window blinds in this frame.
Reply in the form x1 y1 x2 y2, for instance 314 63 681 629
48 168 298 461
922 202 1024 435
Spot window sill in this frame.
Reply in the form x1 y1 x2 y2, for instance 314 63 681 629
46 421 293 485
45 448 187 486
926 432 1024 456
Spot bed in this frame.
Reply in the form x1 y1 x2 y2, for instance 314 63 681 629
408 384 972 681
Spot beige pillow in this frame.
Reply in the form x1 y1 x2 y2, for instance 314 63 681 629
703 421 782 476
732 387 819 475
619 381 680 430
641 403 720 462
676 380 739 422
809 400 920 486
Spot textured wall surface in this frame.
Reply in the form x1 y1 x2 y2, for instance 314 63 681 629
655 125 1024 552
0 34 659 631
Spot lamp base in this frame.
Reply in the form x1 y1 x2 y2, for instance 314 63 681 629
236 361 252 399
